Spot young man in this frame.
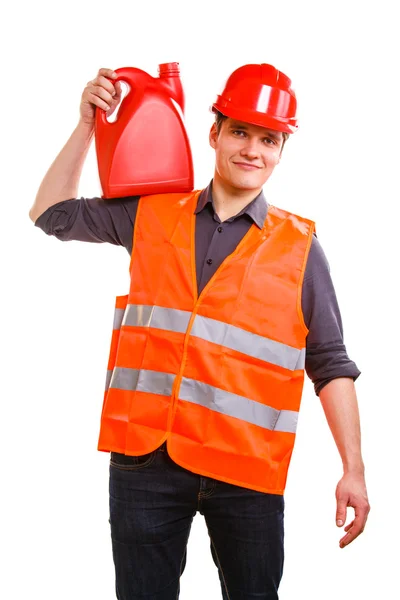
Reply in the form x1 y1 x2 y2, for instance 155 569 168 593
29 64 370 600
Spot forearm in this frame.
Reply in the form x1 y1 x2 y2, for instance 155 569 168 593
319 377 364 474
29 119 95 222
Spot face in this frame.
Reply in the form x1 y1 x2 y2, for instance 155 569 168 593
209 118 283 193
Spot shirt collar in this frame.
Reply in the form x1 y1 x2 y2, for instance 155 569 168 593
195 180 268 229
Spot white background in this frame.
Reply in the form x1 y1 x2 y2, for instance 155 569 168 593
2 0 399 598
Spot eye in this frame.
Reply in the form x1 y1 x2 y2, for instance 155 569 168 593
263 137 277 146
232 130 247 137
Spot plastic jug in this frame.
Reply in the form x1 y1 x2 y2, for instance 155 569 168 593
95 62 194 199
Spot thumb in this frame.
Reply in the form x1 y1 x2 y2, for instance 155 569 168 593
336 500 347 527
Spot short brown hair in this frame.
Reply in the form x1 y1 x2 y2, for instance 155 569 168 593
214 110 229 134
214 110 289 151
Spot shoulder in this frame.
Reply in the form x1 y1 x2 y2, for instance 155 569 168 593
139 190 203 210
305 234 330 281
89 194 141 219
267 203 315 234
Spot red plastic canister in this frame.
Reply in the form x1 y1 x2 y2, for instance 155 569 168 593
95 62 194 199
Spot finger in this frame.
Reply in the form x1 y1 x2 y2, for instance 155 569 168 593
353 501 370 531
97 68 117 80
339 514 366 548
109 85 123 113
114 81 123 97
336 499 347 527
88 79 117 106
340 529 358 548
86 89 112 112
109 82 122 105
95 74 119 96
344 520 354 532
88 85 115 110
106 102 119 118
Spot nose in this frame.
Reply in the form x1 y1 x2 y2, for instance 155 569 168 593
240 138 260 160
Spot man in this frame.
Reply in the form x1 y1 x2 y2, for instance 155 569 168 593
29 63 370 600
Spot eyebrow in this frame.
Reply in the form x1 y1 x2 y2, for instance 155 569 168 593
264 130 282 142
229 121 282 142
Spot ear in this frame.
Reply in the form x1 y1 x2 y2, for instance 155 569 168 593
209 123 218 149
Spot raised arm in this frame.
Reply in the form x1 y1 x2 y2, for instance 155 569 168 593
29 68 122 222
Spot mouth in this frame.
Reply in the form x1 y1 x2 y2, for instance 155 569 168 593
232 162 262 171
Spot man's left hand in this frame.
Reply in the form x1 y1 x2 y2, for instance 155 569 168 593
335 472 370 548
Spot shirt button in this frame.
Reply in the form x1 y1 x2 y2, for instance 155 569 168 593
218 226 223 233
207 258 213 265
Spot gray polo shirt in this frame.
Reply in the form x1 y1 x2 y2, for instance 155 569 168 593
34 181 360 395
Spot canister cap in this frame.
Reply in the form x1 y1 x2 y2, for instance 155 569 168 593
159 62 180 77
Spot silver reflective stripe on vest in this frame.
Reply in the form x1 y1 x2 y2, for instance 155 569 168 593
105 368 298 433
108 367 140 391
116 305 304 371
191 314 305 371
179 377 298 434
105 369 113 391
122 305 191 333
136 370 176 396
106 367 175 396
113 308 125 330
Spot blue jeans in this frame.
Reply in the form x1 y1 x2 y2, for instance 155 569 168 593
109 442 284 599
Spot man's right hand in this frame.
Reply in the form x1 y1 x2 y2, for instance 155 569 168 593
79 68 123 127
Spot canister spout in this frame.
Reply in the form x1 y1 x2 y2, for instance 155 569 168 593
158 62 185 113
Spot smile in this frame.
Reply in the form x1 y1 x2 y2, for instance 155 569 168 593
233 162 261 171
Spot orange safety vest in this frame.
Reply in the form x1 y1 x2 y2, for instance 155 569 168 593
98 190 315 495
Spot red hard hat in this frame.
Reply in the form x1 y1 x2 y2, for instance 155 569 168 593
211 64 298 134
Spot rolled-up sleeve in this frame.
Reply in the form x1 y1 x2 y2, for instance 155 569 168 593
302 235 361 396
34 195 139 254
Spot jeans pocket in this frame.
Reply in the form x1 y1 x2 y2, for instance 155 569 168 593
110 451 156 471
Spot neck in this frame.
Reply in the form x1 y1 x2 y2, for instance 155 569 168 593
211 175 262 222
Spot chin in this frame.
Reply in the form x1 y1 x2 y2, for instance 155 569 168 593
230 176 263 191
